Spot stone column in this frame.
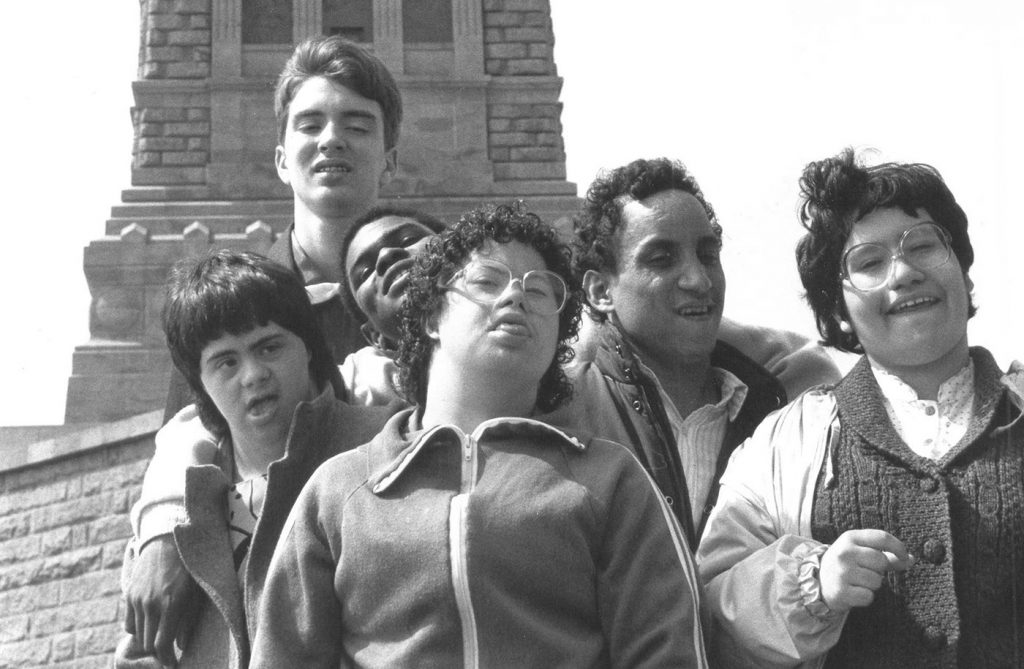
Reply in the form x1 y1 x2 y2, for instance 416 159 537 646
211 0 242 77
452 0 483 78
294 0 321 42
373 0 404 74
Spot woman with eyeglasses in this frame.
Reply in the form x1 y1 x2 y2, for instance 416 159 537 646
251 202 709 668
696 148 1024 668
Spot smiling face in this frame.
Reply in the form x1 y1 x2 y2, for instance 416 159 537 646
431 240 559 392
841 207 971 377
199 322 317 450
274 76 396 222
345 215 436 344
589 189 725 366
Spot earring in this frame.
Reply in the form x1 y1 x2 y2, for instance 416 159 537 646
838 320 853 334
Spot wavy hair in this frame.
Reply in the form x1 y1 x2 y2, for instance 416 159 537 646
397 201 582 413
796 147 975 352
274 35 402 149
571 157 720 321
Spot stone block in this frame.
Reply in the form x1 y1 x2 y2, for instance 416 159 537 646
535 132 562 146
0 614 29 643
135 151 161 167
145 46 185 62
145 29 166 47
132 166 206 186
137 137 186 151
0 581 58 614
32 494 122 533
488 132 533 147
0 535 40 566
0 638 50 665
0 513 30 541
494 161 565 180
40 527 74 557
485 60 505 76
511 117 559 132
165 61 210 78
140 108 187 123
167 29 210 46
487 118 511 132
140 62 164 79
503 27 550 42
163 121 209 137
59 570 121 605
484 0 545 9
484 27 504 43
187 137 211 151
190 14 210 29
148 14 188 29
503 59 551 75
138 122 163 137
75 622 123 657
37 547 104 583
523 11 549 26
186 107 210 121
489 147 510 161
527 43 553 59
89 516 131 545
162 151 208 166
3 481 69 514
51 632 76 661
485 43 527 59
483 11 524 27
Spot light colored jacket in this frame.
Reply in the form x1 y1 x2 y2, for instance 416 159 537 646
697 351 1024 668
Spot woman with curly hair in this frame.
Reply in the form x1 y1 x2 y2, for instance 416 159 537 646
251 201 709 668
697 148 1024 667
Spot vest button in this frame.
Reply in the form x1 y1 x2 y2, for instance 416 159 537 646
919 478 939 493
922 625 947 650
922 538 946 564
632 399 644 413
623 367 635 381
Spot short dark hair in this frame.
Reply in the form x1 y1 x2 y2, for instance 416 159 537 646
572 157 720 321
796 147 976 353
339 205 447 324
397 201 582 413
274 35 402 150
162 250 338 437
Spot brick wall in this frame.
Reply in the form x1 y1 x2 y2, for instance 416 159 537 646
483 0 567 181
133 0 212 189
0 422 158 668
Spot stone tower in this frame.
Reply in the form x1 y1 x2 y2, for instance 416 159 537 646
65 0 578 422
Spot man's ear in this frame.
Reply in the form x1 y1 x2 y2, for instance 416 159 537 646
583 269 616 316
274 145 291 186
424 311 441 342
379 147 398 188
964 272 975 294
359 322 387 351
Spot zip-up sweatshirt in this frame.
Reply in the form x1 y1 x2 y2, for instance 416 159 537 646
251 407 709 668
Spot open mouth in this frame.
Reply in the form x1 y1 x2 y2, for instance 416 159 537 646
491 313 530 335
313 162 352 174
888 296 939 315
678 304 714 317
246 393 278 416
381 260 413 296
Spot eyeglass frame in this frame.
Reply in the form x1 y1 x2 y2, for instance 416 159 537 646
840 222 954 292
443 257 569 315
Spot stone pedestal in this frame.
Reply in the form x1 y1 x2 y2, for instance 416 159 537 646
66 0 579 422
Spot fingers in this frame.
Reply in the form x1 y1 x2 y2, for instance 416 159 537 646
845 529 910 563
124 598 137 634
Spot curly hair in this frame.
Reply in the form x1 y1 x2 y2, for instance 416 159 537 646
274 35 402 149
339 205 447 326
397 201 583 413
571 157 721 321
163 250 338 438
796 147 976 353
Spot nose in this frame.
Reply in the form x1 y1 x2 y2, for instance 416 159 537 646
676 260 712 293
374 246 409 277
886 254 925 290
318 122 345 153
495 278 527 310
240 357 270 387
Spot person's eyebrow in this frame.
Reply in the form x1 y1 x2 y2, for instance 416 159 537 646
248 333 284 352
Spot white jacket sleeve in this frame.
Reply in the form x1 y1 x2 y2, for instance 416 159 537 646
697 391 847 668
129 405 219 547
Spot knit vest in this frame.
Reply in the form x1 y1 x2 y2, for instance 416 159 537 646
810 350 1024 668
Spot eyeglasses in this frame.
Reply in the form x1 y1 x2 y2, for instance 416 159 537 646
445 257 568 315
841 222 953 291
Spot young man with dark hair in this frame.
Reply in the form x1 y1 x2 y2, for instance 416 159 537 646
559 157 839 548
116 251 396 667
251 202 709 667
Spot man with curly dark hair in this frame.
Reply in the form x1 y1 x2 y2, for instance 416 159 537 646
250 202 710 667
560 157 838 548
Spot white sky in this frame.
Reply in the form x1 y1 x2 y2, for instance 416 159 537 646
1 1 1021 426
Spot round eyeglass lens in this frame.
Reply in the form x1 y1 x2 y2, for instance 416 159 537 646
844 223 951 291
460 260 567 314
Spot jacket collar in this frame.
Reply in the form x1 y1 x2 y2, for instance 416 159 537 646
366 407 587 494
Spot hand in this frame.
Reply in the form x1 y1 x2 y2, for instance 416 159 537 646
123 535 200 667
819 529 914 613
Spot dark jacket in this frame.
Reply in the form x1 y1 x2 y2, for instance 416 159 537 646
552 321 786 547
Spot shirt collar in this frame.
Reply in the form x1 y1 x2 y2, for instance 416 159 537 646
290 227 340 303
871 359 975 409
369 411 587 494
